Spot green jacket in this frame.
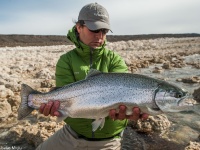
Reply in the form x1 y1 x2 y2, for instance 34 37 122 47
55 26 128 138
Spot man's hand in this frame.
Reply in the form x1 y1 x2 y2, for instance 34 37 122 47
109 105 149 121
39 100 61 117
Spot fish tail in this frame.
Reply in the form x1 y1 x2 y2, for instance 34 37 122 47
18 84 38 120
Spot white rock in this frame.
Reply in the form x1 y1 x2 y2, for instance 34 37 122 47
0 100 12 118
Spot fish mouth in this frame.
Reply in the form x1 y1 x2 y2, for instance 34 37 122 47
178 95 197 107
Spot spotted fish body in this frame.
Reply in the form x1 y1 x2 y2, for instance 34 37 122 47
18 69 192 131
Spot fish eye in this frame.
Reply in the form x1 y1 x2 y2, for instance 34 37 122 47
175 93 182 98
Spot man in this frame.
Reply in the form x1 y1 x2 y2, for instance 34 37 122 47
36 3 148 150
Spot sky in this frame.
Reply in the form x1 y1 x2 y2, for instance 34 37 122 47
0 0 200 35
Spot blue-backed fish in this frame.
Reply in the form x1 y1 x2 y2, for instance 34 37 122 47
18 69 195 131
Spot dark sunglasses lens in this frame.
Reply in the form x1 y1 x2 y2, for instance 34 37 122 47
102 29 109 34
92 30 101 33
90 29 109 34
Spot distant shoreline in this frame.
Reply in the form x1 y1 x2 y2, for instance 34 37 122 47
0 33 200 47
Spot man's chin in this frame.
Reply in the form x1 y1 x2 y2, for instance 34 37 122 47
90 44 101 49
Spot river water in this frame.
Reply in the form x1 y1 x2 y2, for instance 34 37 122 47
122 54 200 149
140 54 200 94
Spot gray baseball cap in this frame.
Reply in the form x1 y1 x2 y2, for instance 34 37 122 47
78 3 111 31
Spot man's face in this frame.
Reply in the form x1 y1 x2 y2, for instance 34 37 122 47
76 24 107 48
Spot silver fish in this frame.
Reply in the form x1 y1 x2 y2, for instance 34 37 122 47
18 69 194 131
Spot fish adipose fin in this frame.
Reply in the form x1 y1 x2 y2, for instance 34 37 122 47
91 118 105 132
18 84 41 120
56 110 68 122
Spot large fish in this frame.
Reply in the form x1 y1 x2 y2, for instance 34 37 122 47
18 69 195 131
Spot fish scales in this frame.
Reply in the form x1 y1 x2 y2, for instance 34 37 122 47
30 73 158 117
18 69 194 131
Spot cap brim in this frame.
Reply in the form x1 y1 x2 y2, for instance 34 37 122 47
84 21 110 30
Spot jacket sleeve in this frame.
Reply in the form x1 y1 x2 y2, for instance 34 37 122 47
109 51 128 73
55 53 75 87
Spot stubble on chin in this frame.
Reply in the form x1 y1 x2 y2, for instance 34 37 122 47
89 41 104 48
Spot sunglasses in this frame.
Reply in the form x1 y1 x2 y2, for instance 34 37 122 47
89 28 109 34
81 23 109 34
86 26 109 34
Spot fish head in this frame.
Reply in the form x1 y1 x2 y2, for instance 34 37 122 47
154 82 194 112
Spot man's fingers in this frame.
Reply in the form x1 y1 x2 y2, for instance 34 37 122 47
118 105 126 120
109 106 149 121
141 113 149 120
43 101 53 116
50 100 60 116
109 109 116 120
39 101 61 117
133 107 140 115
129 107 140 121
39 103 46 113
128 108 149 121
54 111 61 117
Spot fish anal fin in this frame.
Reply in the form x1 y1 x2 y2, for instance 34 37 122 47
56 110 68 122
92 118 105 132
99 118 105 130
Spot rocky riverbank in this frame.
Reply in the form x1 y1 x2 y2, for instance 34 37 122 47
0 33 200 47
0 37 200 149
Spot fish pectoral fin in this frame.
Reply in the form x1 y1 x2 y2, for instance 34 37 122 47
91 118 105 132
56 110 68 123
99 118 105 129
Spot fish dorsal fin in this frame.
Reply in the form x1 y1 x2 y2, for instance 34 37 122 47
86 69 102 79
